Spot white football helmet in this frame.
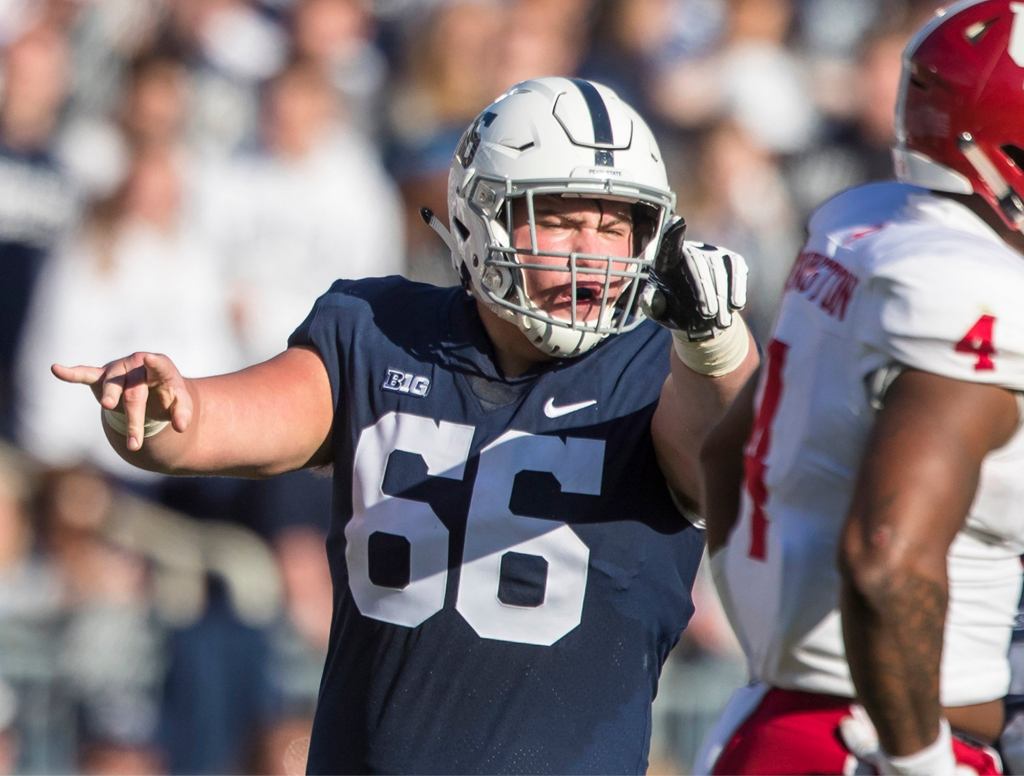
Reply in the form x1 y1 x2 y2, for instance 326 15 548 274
434 77 676 357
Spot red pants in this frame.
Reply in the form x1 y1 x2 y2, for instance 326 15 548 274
711 687 1001 775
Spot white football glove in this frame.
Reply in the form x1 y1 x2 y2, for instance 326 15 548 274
642 217 749 341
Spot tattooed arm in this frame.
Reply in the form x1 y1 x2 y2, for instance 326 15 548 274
839 369 1019 754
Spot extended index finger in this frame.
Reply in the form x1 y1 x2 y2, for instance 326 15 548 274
51 363 105 386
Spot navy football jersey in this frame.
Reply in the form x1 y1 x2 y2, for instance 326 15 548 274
288 277 704 775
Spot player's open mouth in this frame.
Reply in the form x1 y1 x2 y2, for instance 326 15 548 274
539 283 626 325
554 281 622 306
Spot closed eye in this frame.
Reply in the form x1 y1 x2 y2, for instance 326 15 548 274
599 224 630 238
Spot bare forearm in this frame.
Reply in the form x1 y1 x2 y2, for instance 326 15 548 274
699 371 757 553
109 369 331 476
841 562 946 755
837 370 1019 756
72 347 335 478
700 435 746 554
670 326 759 416
653 331 758 506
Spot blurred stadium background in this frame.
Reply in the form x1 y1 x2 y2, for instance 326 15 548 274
0 0 946 772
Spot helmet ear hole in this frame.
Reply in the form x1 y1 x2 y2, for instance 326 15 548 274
1001 145 1024 171
453 217 471 242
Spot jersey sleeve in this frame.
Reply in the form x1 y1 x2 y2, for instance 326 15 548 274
857 241 1024 392
287 280 356 411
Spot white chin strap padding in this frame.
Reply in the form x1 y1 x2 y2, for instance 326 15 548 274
520 314 607 357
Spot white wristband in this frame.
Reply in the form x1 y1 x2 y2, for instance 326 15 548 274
102 408 170 439
884 718 955 775
672 316 751 377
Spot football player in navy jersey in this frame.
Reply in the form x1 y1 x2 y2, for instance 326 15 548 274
52 77 757 774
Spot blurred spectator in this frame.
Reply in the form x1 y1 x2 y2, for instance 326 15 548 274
159 578 275 775
156 517 283 774
290 0 387 136
581 0 722 130
0 0 81 44
243 525 332 776
0 444 61 772
0 446 55 623
119 49 191 152
267 525 330 708
717 0 818 154
384 0 504 285
3 451 290 773
0 23 78 440
59 47 194 200
796 0 886 60
37 465 166 774
674 120 802 342
203 57 403 365
162 0 287 156
14 143 241 483
784 20 919 217
494 0 591 88
60 0 168 123
650 0 817 154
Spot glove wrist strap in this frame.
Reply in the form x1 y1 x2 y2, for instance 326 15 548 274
671 316 750 377
884 719 955 775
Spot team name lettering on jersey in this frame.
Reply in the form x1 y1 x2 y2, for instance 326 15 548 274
784 251 859 321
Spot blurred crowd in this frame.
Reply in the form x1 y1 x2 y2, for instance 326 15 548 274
0 0 945 772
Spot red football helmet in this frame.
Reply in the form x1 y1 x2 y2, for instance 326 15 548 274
894 0 1024 231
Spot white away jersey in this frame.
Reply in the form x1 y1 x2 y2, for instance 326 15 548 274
716 182 1024 706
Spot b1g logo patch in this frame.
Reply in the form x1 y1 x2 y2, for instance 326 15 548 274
382 368 431 397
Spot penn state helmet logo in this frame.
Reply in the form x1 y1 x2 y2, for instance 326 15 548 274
456 111 497 168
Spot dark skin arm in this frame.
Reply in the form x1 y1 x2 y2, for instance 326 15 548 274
699 371 759 554
839 369 1019 755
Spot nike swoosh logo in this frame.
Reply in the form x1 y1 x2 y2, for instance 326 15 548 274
543 398 597 419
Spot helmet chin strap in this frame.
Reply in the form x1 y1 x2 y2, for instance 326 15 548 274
420 207 457 252
514 294 617 358
958 133 1024 229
